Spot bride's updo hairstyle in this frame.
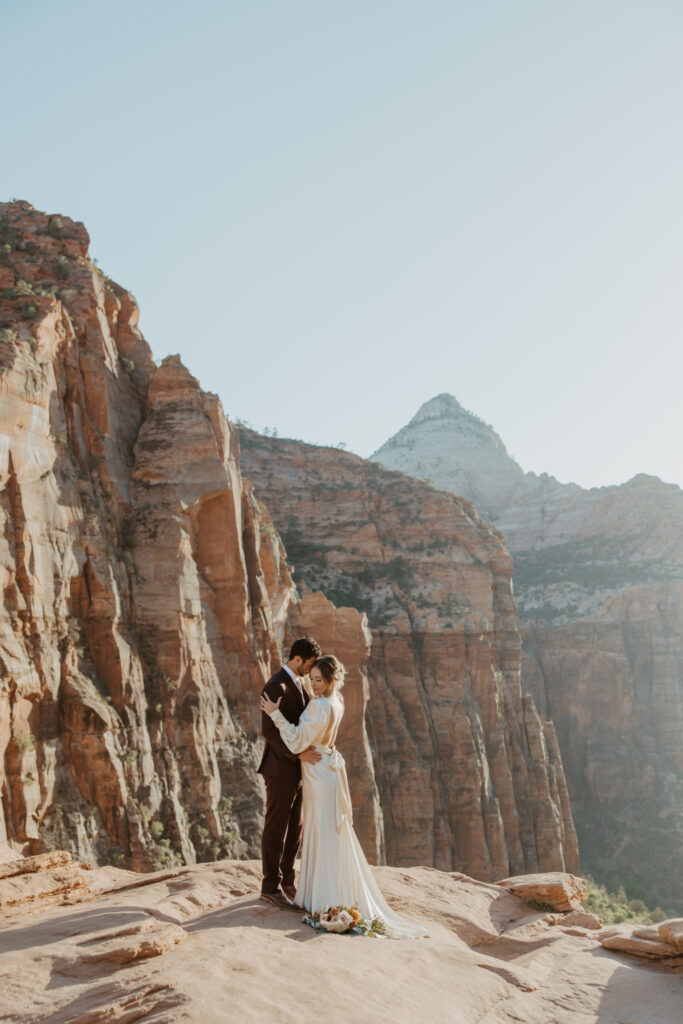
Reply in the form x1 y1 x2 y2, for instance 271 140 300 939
313 655 345 697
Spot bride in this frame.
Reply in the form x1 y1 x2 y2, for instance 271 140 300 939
260 654 427 939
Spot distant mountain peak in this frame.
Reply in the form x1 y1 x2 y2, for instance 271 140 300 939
382 393 513 461
371 394 524 520
410 393 467 423
408 394 502 440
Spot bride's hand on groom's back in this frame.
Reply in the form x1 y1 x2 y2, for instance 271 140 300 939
260 693 281 716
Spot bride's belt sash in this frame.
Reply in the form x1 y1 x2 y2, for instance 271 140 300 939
325 748 353 832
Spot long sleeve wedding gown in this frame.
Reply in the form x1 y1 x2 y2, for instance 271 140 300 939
268 693 427 939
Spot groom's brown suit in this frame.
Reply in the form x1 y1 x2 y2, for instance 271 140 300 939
258 667 309 895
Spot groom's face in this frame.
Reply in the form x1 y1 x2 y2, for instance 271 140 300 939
299 656 317 677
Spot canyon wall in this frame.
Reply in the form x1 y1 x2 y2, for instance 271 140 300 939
0 203 577 884
373 394 683 913
0 200 382 869
240 430 579 878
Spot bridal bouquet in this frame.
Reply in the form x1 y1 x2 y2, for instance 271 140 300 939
302 904 388 938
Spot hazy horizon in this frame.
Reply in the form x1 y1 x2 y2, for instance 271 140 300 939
236 386 683 494
3 0 682 490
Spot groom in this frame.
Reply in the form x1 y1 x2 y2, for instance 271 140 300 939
258 636 322 909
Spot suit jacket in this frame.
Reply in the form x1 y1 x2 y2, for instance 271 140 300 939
257 667 310 782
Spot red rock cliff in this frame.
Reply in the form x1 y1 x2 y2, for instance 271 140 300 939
0 201 382 869
374 395 683 913
239 430 579 878
0 202 576 884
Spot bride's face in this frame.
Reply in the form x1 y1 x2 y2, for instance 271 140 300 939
310 667 327 697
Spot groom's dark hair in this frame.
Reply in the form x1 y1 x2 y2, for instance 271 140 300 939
288 637 321 661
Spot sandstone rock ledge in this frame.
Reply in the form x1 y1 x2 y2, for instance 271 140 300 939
495 871 590 911
0 854 681 1024
599 919 683 964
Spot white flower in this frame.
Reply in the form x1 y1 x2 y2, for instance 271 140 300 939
319 909 354 932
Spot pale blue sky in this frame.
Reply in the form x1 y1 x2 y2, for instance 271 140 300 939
3 1 682 489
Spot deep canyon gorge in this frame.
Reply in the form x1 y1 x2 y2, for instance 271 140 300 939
373 394 683 914
0 201 578 885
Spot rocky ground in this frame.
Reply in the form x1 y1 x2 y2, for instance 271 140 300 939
1 847 681 1024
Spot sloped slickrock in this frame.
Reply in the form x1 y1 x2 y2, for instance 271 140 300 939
0 862 92 914
239 429 579 878
600 933 679 959
0 846 130 918
39 982 188 1024
0 849 73 878
56 922 189 977
372 393 683 914
1 851 681 1024
76 917 159 942
496 871 589 911
561 908 603 929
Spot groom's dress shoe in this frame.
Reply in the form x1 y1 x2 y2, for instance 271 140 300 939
259 890 299 912
282 884 297 901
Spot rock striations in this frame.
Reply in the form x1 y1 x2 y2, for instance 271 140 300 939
0 203 576 887
239 430 579 878
375 394 527 521
372 394 683 913
1 847 681 1024
0 200 381 870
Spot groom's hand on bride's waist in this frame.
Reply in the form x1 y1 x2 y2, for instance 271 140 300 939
299 747 322 764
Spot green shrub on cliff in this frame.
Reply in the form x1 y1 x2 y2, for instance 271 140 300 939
47 216 64 238
585 876 667 925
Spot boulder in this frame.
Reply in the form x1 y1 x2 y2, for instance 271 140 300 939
658 918 683 952
496 873 589 911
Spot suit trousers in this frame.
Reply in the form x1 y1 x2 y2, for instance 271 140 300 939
261 773 303 894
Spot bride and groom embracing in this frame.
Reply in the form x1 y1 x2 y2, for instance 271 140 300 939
257 636 426 939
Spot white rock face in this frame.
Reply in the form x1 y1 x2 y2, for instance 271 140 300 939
373 394 526 520
372 393 593 547
372 397 683 625
371 395 683 557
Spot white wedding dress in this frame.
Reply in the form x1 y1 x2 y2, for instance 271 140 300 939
269 693 427 939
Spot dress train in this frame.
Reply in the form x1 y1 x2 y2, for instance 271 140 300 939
269 694 427 940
